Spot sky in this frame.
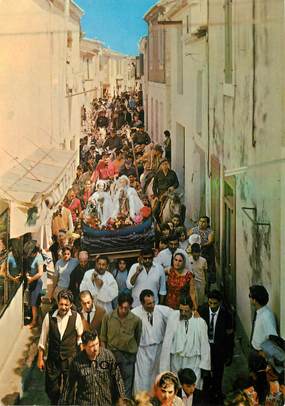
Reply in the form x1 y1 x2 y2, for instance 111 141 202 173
75 0 157 56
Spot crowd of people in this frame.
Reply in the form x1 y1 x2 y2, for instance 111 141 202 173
19 92 284 405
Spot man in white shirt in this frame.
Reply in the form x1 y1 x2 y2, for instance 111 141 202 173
37 289 83 405
155 233 190 272
132 289 173 392
249 284 277 351
160 296 211 390
126 248 167 308
80 255 118 313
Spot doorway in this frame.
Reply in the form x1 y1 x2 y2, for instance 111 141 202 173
223 176 236 312
175 122 185 192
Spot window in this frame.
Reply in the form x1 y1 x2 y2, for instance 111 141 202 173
149 30 153 71
0 219 25 318
86 58 90 80
158 29 165 68
224 0 233 84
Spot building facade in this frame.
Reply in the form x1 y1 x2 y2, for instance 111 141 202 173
0 0 83 374
80 37 104 107
144 2 172 144
143 0 285 341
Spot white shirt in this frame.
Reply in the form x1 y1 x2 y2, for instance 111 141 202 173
188 255 207 284
80 269 118 313
208 307 220 344
38 309 83 350
82 305 96 322
126 262 167 308
132 305 172 346
182 389 193 406
251 306 277 350
154 248 191 270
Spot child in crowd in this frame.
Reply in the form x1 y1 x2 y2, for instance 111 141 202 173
177 226 189 251
178 368 201 406
188 243 207 306
112 259 130 308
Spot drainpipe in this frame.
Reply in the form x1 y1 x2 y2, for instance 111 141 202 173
252 0 256 147
207 0 211 177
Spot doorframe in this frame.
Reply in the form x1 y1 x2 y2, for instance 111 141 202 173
222 175 236 312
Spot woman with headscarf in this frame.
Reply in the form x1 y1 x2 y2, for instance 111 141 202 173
165 251 197 311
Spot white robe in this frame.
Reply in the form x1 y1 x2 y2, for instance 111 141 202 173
112 186 143 221
89 190 113 225
160 311 211 390
79 269 118 313
132 305 173 393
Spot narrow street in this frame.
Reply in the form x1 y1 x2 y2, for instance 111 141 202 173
19 338 249 405
1 0 285 405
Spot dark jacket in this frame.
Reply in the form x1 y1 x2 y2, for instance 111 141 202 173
153 169 179 197
199 303 234 362
103 136 123 151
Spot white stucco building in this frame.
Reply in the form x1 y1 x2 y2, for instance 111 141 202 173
143 1 172 144
0 0 83 385
142 0 285 343
80 37 104 106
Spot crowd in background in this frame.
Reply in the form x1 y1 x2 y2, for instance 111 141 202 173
7 91 284 405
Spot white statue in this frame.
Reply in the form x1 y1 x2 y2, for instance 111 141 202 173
89 180 112 225
111 175 143 221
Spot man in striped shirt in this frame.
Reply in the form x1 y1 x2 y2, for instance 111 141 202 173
60 330 125 405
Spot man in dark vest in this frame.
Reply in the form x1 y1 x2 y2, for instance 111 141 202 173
37 289 83 404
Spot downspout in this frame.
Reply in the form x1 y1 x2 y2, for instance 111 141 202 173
252 0 256 147
207 0 211 177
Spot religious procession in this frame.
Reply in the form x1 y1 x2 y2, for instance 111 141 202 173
4 91 279 406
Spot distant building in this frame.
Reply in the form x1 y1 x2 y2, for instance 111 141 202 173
143 1 172 144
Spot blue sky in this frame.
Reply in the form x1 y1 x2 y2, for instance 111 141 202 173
75 0 157 55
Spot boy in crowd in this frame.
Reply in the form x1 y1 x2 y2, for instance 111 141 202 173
178 368 202 405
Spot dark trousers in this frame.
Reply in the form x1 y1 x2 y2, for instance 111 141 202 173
112 350 136 398
45 357 72 405
203 344 224 404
